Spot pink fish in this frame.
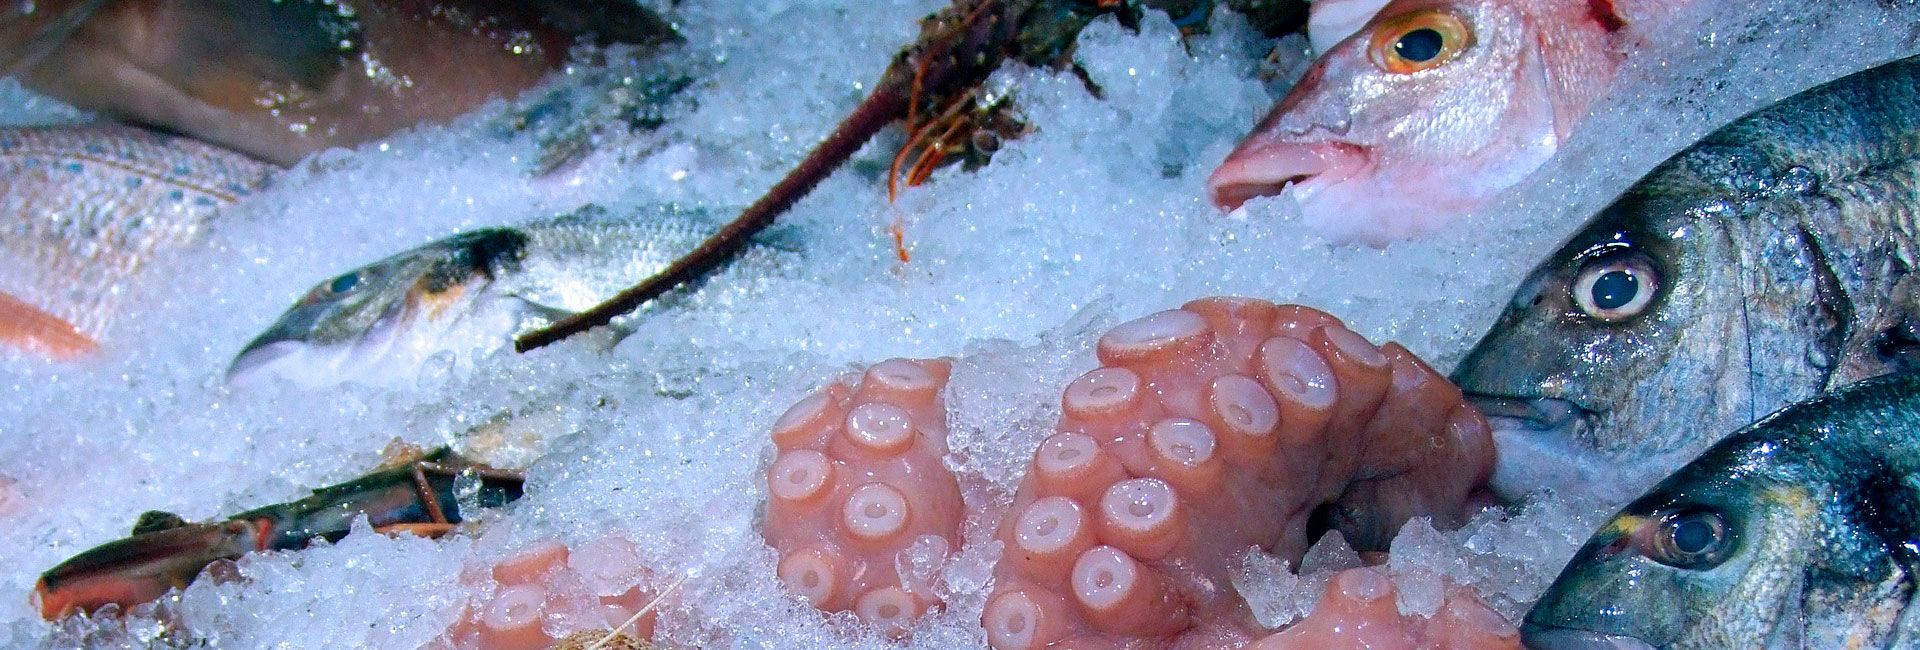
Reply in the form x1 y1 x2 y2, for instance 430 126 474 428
1208 0 1642 245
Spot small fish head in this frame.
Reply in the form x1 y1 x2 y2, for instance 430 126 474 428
35 519 263 619
1526 448 1827 648
1453 189 1770 497
1208 0 1557 243
227 229 528 388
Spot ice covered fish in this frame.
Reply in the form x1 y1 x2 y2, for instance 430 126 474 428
1523 372 1920 649
228 206 795 389
34 448 523 619
6 0 677 165
0 124 276 358
1452 55 1920 502
1207 0 1657 245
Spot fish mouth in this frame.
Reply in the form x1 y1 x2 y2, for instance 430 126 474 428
1462 393 1651 502
1520 624 1657 649
226 339 308 383
1206 141 1367 212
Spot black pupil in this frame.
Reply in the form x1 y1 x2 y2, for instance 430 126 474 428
1591 269 1638 310
1671 516 1716 554
1394 28 1445 63
330 273 359 294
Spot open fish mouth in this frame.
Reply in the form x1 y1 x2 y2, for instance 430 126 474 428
1461 393 1650 502
1521 624 1658 649
1206 141 1367 212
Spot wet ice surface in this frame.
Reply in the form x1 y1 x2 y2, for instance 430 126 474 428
2 0 1916 646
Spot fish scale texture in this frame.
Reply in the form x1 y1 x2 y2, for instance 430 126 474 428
761 358 966 635
978 297 1494 648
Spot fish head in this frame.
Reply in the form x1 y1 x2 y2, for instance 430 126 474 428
1523 453 1823 649
1209 0 1620 244
1450 184 1788 499
227 229 529 388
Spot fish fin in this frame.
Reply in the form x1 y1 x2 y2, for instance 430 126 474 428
130 511 189 535
515 298 633 351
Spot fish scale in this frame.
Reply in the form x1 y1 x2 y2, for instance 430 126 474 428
0 125 276 339
1452 54 1920 503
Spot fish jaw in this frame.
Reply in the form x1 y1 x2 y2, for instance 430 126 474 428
1519 625 1657 649
1206 139 1369 214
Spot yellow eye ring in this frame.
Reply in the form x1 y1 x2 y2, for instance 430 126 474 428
1368 9 1474 75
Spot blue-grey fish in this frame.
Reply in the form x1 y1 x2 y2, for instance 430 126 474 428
0 125 276 357
1450 54 1920 501
228 206 795 388
1524 371 1920 648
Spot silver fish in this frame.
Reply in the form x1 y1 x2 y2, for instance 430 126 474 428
1450 55 1920 502
0 125 276 352
227 205 796 388
1524 372 1920 649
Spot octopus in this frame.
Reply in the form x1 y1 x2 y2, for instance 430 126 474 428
759 297 1517 647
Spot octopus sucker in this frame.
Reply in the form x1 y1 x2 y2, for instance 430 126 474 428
761 298 1500 646
760 358 965 635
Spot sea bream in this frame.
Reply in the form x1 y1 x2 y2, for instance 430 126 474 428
228 206 797 389
1451 54 1920 502
0 125 277 360
1207 0 1660 245
1523 372 1920 648
3 0 678 165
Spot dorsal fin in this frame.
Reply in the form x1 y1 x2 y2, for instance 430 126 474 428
130 511 188 535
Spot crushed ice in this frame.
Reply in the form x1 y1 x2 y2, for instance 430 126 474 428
2 0 1916 647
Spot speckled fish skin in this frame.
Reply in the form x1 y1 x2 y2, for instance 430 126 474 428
1524 372 1920 649
1449 55 1920 503
9 0 678 165
228 205 795 388
0 125 276 342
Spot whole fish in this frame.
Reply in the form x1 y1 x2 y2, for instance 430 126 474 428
1207 0 1648 245
0 125 277 358
1450 55 1920 502
8 0 678 165
228 206 796 388
35 448 522 619
1523 372 1920 649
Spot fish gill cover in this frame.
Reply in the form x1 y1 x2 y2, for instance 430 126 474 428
0 0 1915 647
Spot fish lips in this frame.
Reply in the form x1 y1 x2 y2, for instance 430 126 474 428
1520 624 1658 650
1463 393 1656 503
226 299 408 386
1206 139 1367 212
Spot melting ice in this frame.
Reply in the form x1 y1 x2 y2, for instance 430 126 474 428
2 0 1916 647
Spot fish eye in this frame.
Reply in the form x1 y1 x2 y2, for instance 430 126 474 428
1369 9 1473 74
328 272 361 294
1571 250 1659 322
1642 508 1731 570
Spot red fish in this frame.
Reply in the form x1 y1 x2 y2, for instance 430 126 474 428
1208 0 1644 245
6 0 677 165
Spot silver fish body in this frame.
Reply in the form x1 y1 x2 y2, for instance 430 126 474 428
1524 371 1920 648
228 206 794 388
1450 55 1920 502
0 125 276 340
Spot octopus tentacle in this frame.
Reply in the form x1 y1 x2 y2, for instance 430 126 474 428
761 359 965 636
981 297 1496 648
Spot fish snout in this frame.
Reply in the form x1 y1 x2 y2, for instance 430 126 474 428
1519 625 1657 650
1461 393 1654 501
227 338 308 383
1206 140 1365 212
